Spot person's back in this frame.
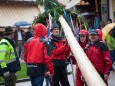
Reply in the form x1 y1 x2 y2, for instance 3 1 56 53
25 38 45 63
106 34 115 50
25 27 33 42
24 23 54 86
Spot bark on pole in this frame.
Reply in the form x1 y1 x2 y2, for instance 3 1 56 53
59 16 107 86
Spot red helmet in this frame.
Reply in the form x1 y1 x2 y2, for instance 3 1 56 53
79 30 88 35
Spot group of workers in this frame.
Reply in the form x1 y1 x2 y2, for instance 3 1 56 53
0 21 114 86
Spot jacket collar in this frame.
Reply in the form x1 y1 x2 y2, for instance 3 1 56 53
51 35 61 42
3 36 15 47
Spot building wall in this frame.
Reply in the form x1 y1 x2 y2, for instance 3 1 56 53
109 0 113 21
112 0 115 21
109 0 115 22
101 0 109 21
112 0 115 11
0 1 39 26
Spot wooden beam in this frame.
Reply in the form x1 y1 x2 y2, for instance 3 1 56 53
59 16 107 86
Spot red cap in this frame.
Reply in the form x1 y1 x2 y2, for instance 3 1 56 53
79 30 88 35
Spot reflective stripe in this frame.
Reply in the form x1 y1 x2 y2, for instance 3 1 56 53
0 60 6 64
0 58 16 64
0 50 15 56
0 50 9 55
10 52 15 55
7 58 16 64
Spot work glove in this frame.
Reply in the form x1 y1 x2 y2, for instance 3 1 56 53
81 76 85 82
3 71 10 78
45 71 50 77
45 71 53 78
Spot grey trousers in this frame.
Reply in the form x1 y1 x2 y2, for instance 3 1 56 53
16 40 24 58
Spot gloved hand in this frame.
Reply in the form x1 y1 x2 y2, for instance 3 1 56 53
45 71 53 78
45 71 50 77
104 74 109 82
3 71 10 78
81 76 85 82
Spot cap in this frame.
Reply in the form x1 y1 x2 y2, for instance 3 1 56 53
50 22 59 31
79 30 88 35
88 29 98 35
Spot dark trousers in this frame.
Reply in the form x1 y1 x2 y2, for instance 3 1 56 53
52 66 70 86
3 72 16 86
30 76 44 86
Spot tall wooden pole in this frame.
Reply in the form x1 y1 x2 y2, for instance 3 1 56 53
59 16 107 86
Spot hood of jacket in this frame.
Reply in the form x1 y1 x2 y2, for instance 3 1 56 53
34 23 47 37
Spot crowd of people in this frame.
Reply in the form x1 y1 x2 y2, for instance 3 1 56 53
0 18 115 86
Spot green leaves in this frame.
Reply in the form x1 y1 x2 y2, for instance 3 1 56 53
36 0 44 6
34 0 88 30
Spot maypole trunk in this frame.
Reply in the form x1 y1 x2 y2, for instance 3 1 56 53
59 16 107 86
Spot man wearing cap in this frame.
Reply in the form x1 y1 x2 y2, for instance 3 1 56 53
0 26 20 86
84 29 112 85
50 22 70 86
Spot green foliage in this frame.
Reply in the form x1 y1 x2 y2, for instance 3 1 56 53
36 0 44 6
33 7 80 26
36 0 60 12
16 62 28 79
34 0 88 30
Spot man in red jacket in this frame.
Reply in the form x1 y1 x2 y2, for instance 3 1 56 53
50 22 70 86
24 23 54 86
84 29 112 85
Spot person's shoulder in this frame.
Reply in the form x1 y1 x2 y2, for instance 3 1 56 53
39 37 48 43
99 41 109 51
26 37 33 42
0 39 9 46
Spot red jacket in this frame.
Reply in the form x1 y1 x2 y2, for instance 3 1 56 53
50 35 70 67
85 40 112 75
50 35 70 60
24 24 54 75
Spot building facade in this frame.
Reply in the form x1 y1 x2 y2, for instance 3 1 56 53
0 0 39 30
109 0 115 22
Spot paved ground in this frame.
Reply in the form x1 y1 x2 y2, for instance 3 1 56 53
1 62 115 86
15 70 115 86
108 71 115 86
1 71 115 86
15 74 74 86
